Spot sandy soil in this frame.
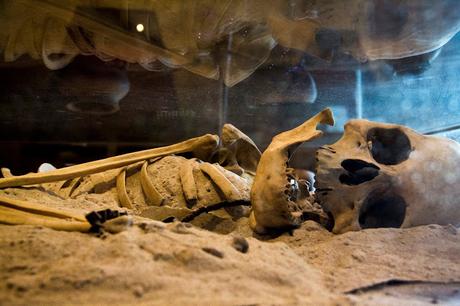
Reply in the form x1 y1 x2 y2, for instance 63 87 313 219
0 188 459 305
0 222 344 305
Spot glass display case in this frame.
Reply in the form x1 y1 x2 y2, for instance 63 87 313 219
0 1 459 305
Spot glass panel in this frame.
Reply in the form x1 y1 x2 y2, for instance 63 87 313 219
1 2 460 305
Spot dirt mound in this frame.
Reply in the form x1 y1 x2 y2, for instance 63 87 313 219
0 221 343 305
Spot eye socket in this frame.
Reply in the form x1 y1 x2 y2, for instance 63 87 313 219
367 127 412 165
359 191 406 229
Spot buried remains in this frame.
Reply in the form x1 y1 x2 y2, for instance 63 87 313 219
0 109 459 234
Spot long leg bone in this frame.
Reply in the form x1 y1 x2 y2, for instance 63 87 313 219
0 195 90 232
0 134 218 189
1 167 81 198
250 108 334 233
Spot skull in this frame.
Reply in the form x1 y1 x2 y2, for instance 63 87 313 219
315 119 460 234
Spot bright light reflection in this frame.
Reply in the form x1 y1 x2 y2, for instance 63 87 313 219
136 24 144 32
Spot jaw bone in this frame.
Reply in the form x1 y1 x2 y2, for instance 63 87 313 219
250 108 334 233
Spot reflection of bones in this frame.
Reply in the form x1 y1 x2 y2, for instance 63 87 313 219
1 0 312 86
0 124 261 231
2 1 460 86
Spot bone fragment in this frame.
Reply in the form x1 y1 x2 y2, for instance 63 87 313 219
1 168 13 178
0 134 219 188
0 206 90 231
140 161 165 206
0 195 86 221
102 215 133 234
116 169 133 209
220 124 262 175
250 108 334 232
0 195 90 232
199 163 241 202
180 159 198 204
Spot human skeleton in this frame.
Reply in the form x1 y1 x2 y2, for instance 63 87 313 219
1 109 459 234
0 124 259 231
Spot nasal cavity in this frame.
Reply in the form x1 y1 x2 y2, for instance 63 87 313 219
339 159 380 185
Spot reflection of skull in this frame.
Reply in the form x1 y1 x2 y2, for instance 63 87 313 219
315 119 460 234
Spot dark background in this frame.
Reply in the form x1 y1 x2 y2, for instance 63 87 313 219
1 32 459 174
